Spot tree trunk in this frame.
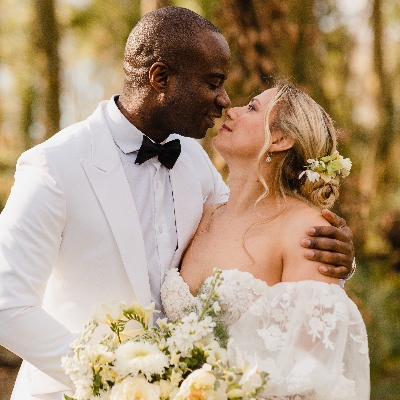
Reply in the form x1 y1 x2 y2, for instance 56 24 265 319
33 0 61 139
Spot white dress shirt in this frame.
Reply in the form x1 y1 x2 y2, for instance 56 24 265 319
104 95 177 316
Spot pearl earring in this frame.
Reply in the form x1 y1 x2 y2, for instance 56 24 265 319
266 153 272 163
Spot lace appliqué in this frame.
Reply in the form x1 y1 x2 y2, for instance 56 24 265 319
161 268 268 327
255 283 347 353
160 269 201 323
305 285 347 349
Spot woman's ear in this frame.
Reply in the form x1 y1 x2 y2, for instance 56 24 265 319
269 131 295 153
149 62 171 92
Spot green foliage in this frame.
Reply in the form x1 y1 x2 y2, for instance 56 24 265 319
1 0 400 397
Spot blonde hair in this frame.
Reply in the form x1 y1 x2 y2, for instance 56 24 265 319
257 81 339 209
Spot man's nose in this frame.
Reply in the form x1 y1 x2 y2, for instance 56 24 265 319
216 88 231 109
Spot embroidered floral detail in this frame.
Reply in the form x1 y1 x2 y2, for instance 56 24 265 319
350 329 369 355
255 284 295 352
305 286 346 349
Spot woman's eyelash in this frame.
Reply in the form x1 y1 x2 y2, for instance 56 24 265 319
248 103 256 110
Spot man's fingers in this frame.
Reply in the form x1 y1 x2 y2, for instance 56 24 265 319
301 237 351 254
321 209 347 229
304 248 351 269
318 264 349 279
306 225 352 242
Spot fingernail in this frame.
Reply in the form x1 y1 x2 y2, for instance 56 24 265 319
305 250 315 258
306 228 316 235
301 239 311 247
319 266 328 272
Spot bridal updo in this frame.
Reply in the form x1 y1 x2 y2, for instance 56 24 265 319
259 81 340 209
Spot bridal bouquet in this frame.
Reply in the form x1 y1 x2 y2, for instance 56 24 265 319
62 269 268 400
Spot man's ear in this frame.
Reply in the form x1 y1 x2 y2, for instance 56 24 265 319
269 131 295 153
149 62 171 92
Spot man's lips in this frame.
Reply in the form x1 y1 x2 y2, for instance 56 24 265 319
205 114 221 128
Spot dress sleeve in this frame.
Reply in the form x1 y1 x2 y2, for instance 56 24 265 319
227 281 370 400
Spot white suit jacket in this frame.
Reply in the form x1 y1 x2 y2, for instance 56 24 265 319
0 100 228 399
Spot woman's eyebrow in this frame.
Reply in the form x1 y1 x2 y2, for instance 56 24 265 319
250 98 261 106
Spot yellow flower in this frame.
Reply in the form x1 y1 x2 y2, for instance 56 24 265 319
110 376 160 400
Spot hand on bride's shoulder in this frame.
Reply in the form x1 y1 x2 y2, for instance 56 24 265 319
280 199 338 285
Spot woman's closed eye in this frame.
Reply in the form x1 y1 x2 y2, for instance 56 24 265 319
247 102 256 111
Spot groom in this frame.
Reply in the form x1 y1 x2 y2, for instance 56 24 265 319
0 6 354 400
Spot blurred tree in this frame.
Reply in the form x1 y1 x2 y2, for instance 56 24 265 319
141 0 170 15
33 0 61 140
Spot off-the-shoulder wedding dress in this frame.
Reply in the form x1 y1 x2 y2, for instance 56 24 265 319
161 268 370 400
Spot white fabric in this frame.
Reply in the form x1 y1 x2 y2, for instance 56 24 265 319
161 269 370 399
0 98 229 399
104 96 177 316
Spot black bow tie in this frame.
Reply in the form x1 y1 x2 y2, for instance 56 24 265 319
135 135 181 169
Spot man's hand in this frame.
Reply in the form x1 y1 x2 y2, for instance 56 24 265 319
301 209 355 279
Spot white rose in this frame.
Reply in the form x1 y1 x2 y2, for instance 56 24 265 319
110 377 160 400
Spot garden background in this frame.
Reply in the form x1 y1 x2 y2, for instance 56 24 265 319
0 0 399 399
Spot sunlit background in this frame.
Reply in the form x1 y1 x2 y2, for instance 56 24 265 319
0 0 399 399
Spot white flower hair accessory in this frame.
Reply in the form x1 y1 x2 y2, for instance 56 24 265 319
299 151 352 183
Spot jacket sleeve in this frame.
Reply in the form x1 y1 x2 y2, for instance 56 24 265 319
0 147 75 388
195 142 229 205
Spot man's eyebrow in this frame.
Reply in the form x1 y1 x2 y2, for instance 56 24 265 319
207 73 227 81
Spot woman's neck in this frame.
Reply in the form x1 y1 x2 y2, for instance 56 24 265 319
225 164 278 216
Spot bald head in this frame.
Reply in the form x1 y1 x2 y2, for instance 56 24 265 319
123 6 223 88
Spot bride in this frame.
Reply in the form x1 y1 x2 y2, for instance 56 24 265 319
161 82 369 399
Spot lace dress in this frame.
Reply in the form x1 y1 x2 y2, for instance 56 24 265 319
161 268 370 400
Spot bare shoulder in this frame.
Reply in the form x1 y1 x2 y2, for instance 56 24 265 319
282 199 331 231
196 203 225 232
280 198 337 284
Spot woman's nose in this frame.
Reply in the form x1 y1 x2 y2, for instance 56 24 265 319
225 108 234 120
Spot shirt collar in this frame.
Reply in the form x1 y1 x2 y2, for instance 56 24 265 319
104 95 144 154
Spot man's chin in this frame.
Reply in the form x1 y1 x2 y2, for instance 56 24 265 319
176 129 208 140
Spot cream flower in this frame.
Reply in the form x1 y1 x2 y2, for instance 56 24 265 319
239 363 262 396
170 368 183 386
114 341 169 379
157 379 179 399
91 300 128 325
204 340 228 365
172 364 227 400
110 376 160 400
339 156 352 177
123 302 158 327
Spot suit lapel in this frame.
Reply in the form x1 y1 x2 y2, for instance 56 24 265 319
82 102 151 306
169 148 204 268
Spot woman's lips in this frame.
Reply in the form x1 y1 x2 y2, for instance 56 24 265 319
220 123 232 132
